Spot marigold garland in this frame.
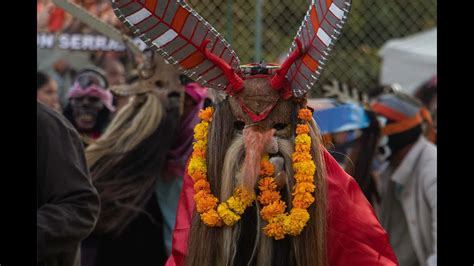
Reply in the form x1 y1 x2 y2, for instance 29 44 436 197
257 107 316 240
188 107 255 227
189 106 316 239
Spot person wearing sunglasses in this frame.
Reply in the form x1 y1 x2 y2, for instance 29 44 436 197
62 68 115 146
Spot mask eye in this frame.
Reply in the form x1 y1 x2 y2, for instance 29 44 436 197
273 123 287 131
234 121 245 131
155 80 164 88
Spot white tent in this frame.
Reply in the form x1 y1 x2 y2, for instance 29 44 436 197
379 28 437 95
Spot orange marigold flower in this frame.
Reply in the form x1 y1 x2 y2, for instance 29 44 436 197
258 177 277 191
201 209 222 227
193 179 211 193
293 182 316 194
292 192 315 209
190 170 206 182
192 148 206 159
260 200 286 220
298 108 313 121
293 173 314 183
295 144 311 153
194 192 218 213
258 190 281 205
260 160 275 177
236 188 256 205
198 107 214 122
296 124 310 134
292 151 312 163
263 222 285 240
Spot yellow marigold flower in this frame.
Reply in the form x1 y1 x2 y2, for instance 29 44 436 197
283 208 310 235
296 124 310 134
292 151 312 163
201 209 222 227
261 200 286 220
194 122 209 140
298 108 313 121
198 107 214 122
258 190 281 205
217 203 241 226
227 196 247 215
292 192 315 209
293 182 316 194
188 158 207 179
193 139 207 151
258 177 277 191
263 222 285 240
295 134 311 145
193 179 211 193
293 161 316 176
194 192 218 213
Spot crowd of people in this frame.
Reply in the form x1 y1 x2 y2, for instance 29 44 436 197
37 1 437 266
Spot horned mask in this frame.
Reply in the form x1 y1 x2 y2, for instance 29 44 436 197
111 0 351 130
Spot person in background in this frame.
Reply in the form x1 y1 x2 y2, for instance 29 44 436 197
103 58 129 113
37 101 100 266
37 71 61 112
81 52 204 266
46 58 76 109
311 99 382 206
103 59 126 87
414 75 437 143
63 68 115 146
371 92 437 266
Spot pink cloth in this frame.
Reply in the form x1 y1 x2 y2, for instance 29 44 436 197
68 82 115 112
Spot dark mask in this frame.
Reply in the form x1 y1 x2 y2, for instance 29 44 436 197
71 96 104 131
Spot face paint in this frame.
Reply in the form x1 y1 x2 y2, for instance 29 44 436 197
71 96 104 131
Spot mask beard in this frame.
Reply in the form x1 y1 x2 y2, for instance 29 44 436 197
220 128 294 199
240 127 276 192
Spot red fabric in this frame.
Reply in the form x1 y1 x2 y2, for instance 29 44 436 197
166 149 398 266
49 8 66 32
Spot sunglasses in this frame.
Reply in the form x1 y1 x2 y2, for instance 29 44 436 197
75 69 108 89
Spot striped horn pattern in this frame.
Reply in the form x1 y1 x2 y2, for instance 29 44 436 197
279 0 352 97
111 0 241 91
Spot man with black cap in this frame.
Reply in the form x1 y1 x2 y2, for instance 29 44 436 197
371 92 437 266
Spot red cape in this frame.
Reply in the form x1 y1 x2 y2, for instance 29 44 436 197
166 149 398 265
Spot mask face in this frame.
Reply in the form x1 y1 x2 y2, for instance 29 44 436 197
71 96 104 131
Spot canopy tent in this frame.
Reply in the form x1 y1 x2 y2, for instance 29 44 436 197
379 28 437 95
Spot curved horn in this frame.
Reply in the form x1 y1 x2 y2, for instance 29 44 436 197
280 0 352 97
271 39 303 90
200 39 244 93
111 0 241 91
